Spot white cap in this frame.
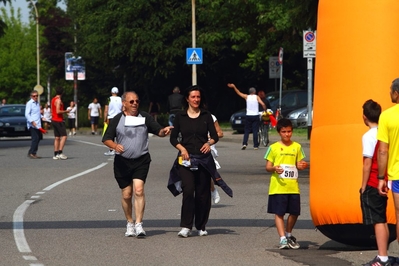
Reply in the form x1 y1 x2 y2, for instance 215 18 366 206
111 87 119 94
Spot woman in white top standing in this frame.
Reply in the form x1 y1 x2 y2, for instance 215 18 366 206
228 83 266 150
42 103 52 130
67 101 77 135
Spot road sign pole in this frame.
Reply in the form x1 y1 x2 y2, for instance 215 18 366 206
191 0 197 85
307 58 313 139
74 70 78 129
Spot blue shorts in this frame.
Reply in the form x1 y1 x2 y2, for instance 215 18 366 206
90 116 99 125
392 180 399 193
267 194 300 216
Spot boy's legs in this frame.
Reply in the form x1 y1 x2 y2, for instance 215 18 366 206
286 214 299 234
274 214 286 237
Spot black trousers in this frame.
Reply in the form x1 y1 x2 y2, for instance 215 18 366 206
28 127 41 155
179 165 211 230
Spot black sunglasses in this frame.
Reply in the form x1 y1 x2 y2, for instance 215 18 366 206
32 95 38 97
129 100 140 104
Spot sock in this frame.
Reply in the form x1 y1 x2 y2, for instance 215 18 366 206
54 151 58 156
280 236 286 241
378 256 389 262
59 150 62 154
286 232 292 238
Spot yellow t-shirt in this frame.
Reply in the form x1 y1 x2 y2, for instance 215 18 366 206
377 104 399 180
264 141 305 194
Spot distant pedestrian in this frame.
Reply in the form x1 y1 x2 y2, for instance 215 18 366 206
228 83 266 150
148 96 161 122
167 86 183 126
51 87 70 160
88 97 102 135
25 90 42 159
42 103 52 130
103 87 122 156
67 101 77 136
1 98 6 106
264 118 308 249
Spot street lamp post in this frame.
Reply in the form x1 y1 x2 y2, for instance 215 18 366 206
29 0 43 102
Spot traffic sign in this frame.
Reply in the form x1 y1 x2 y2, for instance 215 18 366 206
303 30 316 58
186 48 203 64
278 47 284 65
269 56 280 79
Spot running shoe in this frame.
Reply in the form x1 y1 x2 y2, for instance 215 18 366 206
125 222 136 237
363 256 391 266
178 228 191 238
135 222 146 237
287 236 300 249
198 230 208 236
279 238 289 249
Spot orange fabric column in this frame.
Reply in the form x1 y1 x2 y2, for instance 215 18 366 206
310 0 399 246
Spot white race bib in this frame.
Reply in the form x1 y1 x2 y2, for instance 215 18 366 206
278 164 298 179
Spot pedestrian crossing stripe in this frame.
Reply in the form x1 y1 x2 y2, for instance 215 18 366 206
186 48 203 64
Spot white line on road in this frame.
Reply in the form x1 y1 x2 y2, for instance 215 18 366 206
13 162 108 265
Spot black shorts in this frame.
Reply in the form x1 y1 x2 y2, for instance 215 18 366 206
113 153 151 189
51 121 67 137
267 194 301 216
360 185 388 225
90 116 99 125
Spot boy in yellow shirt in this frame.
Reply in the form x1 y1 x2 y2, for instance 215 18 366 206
264 118 308 249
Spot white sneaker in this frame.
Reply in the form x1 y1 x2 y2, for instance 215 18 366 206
135 222 146 237
211 187 220 204
178 228 191 238
125 222 136 237
198 230 208 236
68 132 71 136
58 153 68 160
53 155 59 160
104 150 115 156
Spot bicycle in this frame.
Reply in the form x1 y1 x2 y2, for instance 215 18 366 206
258 112 271 147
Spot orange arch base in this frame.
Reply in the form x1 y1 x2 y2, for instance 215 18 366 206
311 1 399 246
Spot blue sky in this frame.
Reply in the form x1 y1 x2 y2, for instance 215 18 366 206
3 1 66 24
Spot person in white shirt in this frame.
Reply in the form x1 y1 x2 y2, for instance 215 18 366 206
42 102 52 130
88 97 102 135
103 87 122 155
67 101 77 136
228 83 266 150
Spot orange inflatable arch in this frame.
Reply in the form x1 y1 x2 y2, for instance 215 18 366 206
311 0 399 246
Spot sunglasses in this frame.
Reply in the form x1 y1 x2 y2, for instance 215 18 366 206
32 95 38 98
128 100 140 104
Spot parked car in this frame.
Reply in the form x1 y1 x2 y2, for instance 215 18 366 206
270 90 308 117
286 106 313 128
0 104 30 137
230 90 307 133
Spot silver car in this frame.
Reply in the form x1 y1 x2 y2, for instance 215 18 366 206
286 107 313 128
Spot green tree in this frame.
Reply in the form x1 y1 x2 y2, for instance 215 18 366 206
0 6 37 103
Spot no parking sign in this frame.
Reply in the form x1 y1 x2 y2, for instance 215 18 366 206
303 30 316 58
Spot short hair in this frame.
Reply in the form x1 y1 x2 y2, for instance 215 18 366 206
55 87 64 95
392 78 399 93
122 91 138 101
30 90 38 96
276 118 293 132
362 99 381 123
248 87 256 94
173 87 180 93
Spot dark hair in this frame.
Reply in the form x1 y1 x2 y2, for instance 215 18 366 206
182 85 207 109
55 87 64 95
276 118 293 132
362 99 381 123
392 78 399 94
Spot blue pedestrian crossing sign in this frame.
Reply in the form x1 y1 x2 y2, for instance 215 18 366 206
186 48 203 64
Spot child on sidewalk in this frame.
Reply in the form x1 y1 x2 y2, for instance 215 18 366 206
264 118 308 249
360 99 390 266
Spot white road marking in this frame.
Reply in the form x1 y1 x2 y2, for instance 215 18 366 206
69 139 105 147
13 162 108 265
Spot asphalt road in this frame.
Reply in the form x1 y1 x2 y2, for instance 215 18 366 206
0 130 396 266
